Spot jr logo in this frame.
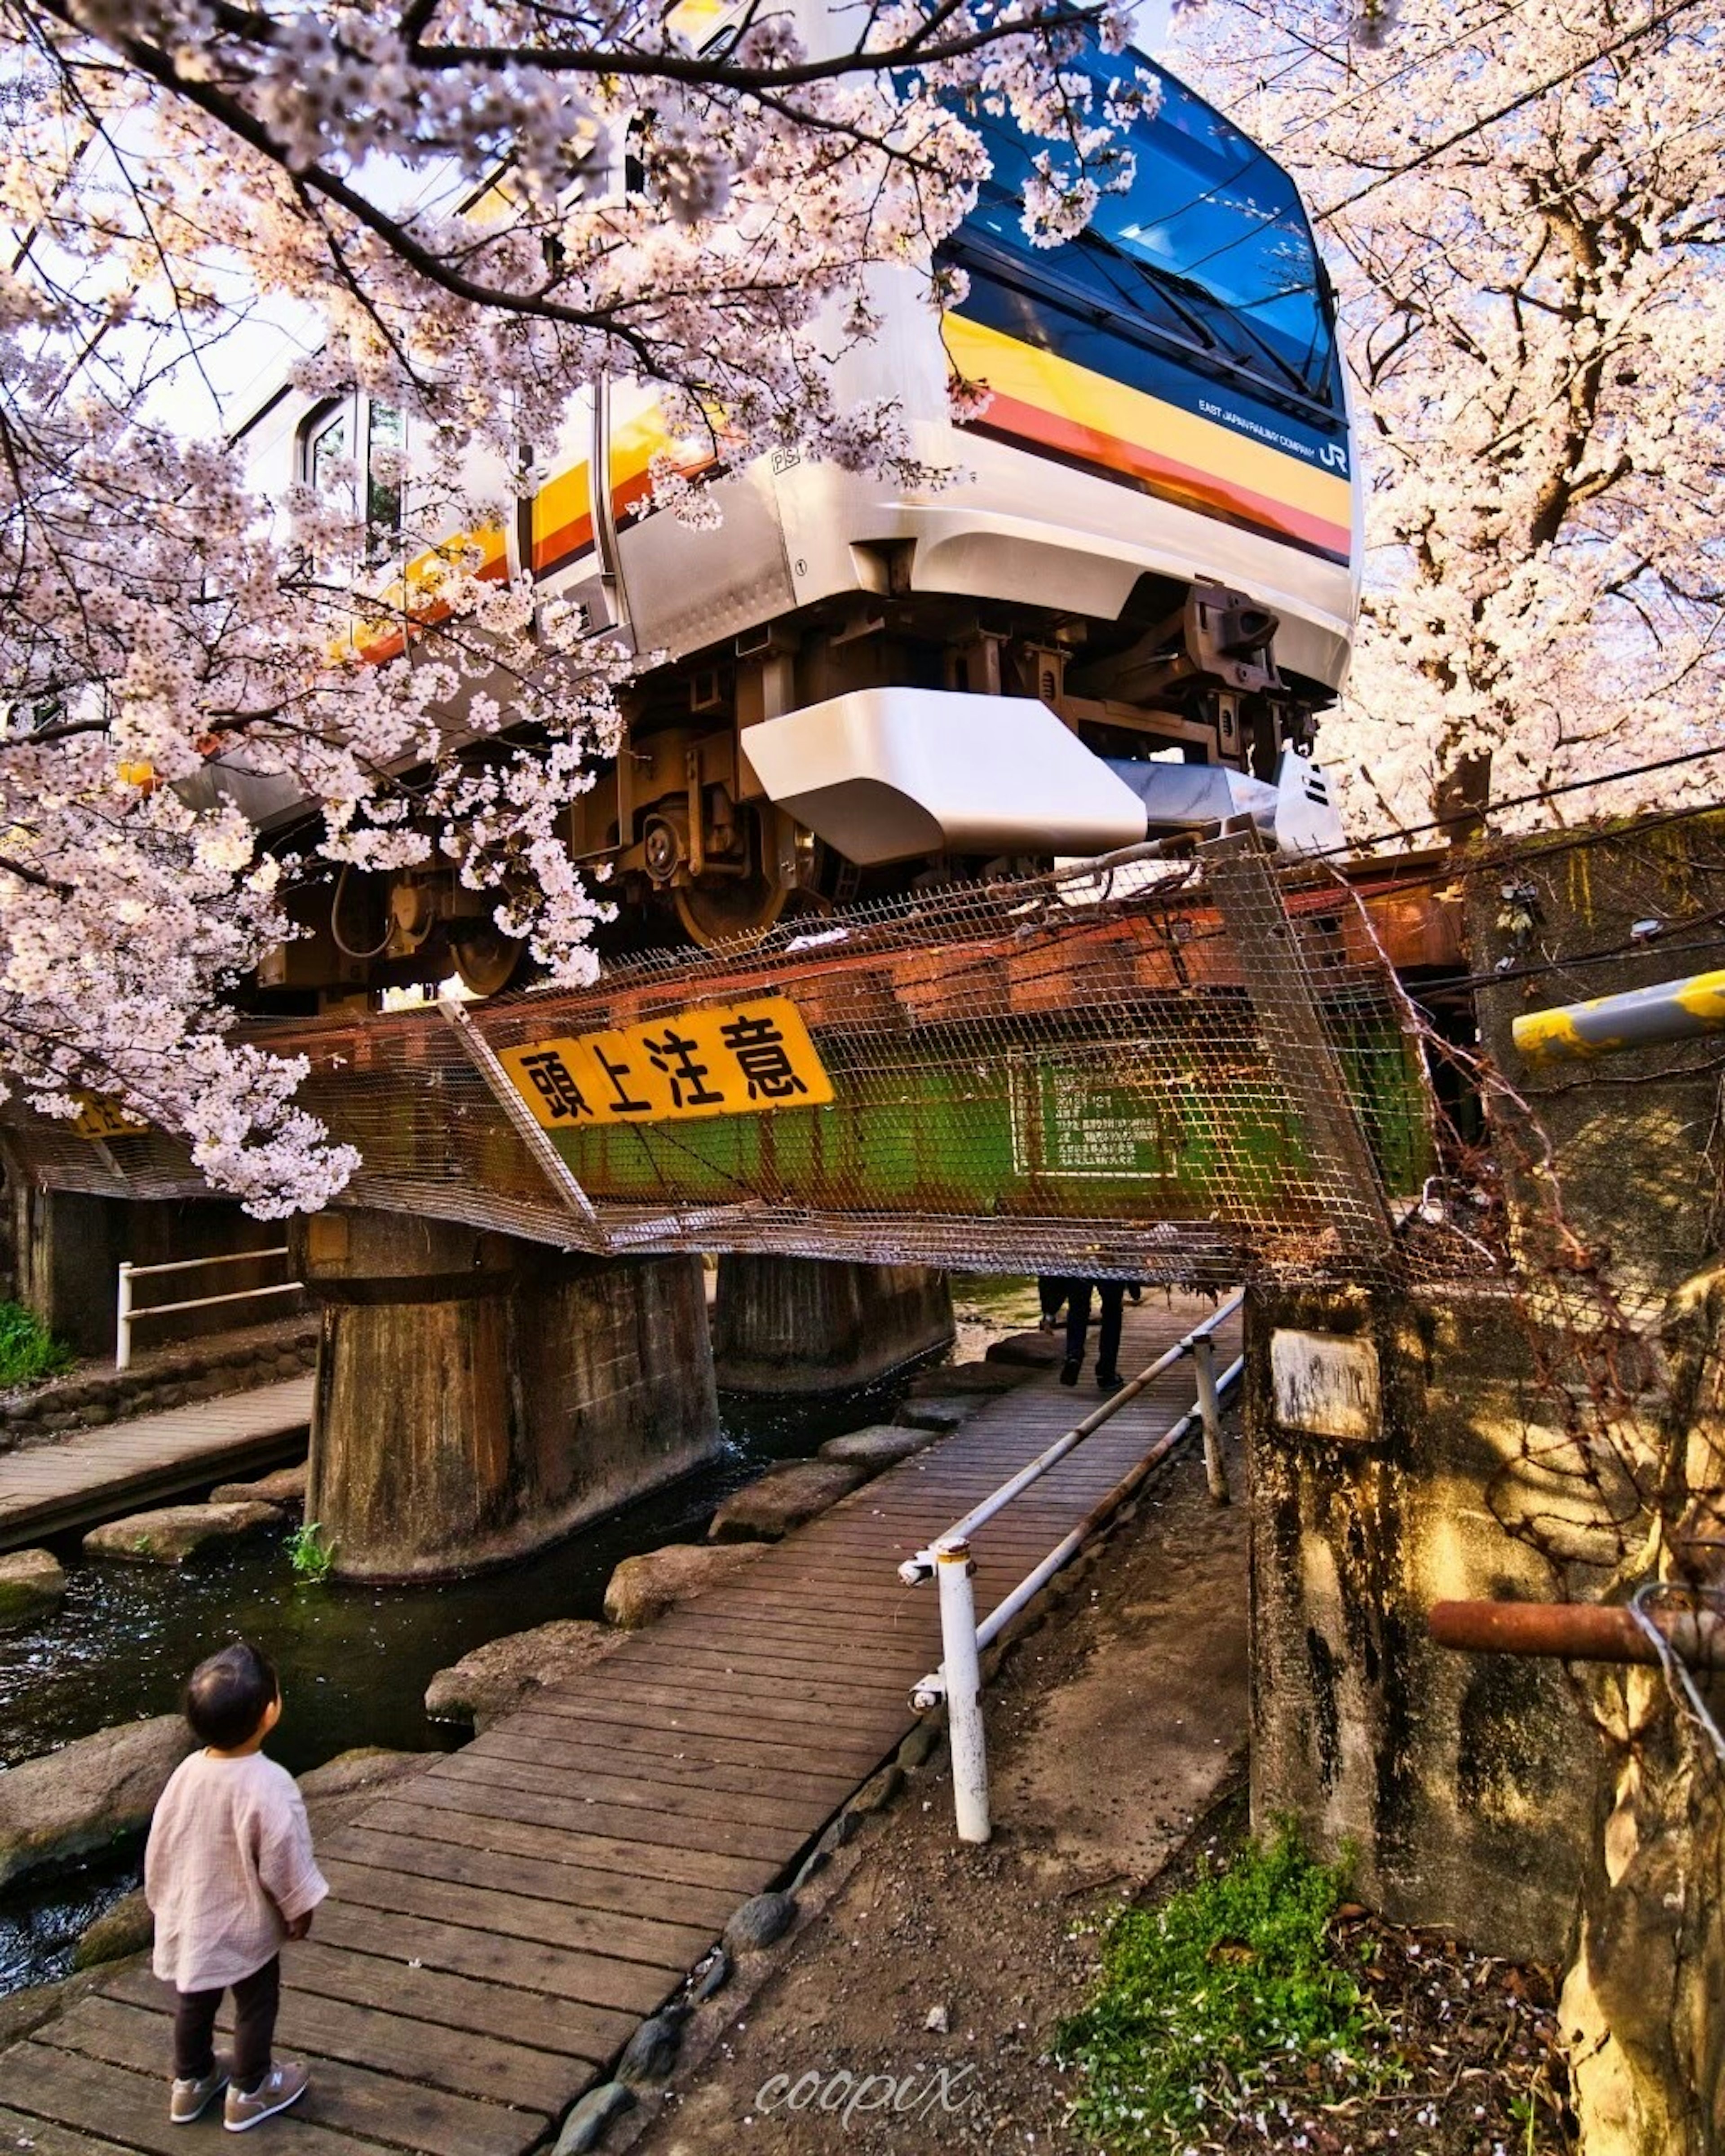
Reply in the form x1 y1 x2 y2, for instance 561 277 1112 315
1318 442 1350 474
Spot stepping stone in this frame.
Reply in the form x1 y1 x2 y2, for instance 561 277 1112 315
818 1424 936 1471
708 1459 867 1542
985 1330 1064 1368
907 1361 1025 1397
895 1397 973 1434
0 1715 191 1887
0 1547 64 1627
602 1540 767 1628
83 1499 283 1564
210 1461 308 1509
426 1618 624 1729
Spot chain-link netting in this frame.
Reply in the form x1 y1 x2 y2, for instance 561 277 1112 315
0 834 1473 1287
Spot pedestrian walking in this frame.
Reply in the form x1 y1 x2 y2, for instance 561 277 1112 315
1036 1275 1072 1332
145 1641 327 2131
1061 1277 1127 1392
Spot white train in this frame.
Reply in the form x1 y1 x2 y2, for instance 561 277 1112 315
214 9 1359 998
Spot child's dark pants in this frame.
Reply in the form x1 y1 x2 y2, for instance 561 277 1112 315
172 1955 279 2093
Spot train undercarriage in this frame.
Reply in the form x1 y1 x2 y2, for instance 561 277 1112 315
250 569 1327 1008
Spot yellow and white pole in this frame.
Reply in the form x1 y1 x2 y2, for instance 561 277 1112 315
1513 969 1725 1066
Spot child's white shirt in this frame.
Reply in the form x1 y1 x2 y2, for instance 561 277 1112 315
145 1750 327 1992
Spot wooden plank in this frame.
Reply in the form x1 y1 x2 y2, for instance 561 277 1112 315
95 1964 582 2117
468 1726 860 1807
322 1824 740 1934
563 1674 908 1734
0 2103 141 2155
408 1766 793 1864
429 1748 841 1833
639 1612 933 1663
318 1858 714 1973
593 1651 919 1710
391 1719 871 1799
357 1795 771 1896
612 1635 918 1690
41 1997 539 2156
0 2041 384 2155
310 1901 673 2017
109 1944 638 2068
511 1692 900 1763
242 1993 582 2121
641 1612 938 1661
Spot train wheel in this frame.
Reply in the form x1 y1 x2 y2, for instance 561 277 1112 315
672 871 789 950
449 921 524 997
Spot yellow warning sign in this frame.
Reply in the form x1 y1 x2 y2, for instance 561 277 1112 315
500 995 834 1130
72 1096 148 1140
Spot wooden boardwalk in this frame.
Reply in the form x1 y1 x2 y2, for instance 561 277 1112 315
0 1299 1237 2152
0 1377 314 1549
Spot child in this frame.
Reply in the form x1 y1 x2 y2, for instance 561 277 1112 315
145 1641 327 2131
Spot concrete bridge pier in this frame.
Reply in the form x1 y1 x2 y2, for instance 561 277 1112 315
294 1209 719 1580
711 1255 954 1394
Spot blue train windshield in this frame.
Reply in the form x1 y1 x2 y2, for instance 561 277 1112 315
956 53 1338 409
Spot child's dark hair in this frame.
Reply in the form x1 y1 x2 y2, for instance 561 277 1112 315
185 1640 279 1750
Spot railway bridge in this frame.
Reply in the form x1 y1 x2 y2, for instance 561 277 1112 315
7 813 1717 2156
0 834 1454 1578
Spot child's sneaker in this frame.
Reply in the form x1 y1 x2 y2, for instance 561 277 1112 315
170 2066 228 2124
224 2061 309 2133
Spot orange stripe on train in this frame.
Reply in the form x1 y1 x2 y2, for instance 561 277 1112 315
963 389 1350 561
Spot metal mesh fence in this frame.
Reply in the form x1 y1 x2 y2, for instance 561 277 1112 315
0 835 1473 1287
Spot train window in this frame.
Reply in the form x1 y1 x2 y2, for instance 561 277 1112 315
303 402 351 502
300 398 405 567
365 404 405 563
956 51 1337 407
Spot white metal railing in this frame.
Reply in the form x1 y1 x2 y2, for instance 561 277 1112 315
898 1292 1245 1844
115 1248 302 1372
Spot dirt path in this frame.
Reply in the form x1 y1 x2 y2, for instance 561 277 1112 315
631 1422 1250 2156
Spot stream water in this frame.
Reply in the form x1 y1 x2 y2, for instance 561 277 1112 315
0 1378 913 1999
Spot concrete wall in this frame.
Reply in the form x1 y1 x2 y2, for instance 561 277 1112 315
712 1256 954 1394
11 1187 301 1360
1465 815 1725 1313
1246 1281 1596 1962
299 1210 720 1579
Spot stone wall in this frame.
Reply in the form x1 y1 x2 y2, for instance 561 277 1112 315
0 1321 317 1450
1245 1281 1596 1963
1243 820 1725 2145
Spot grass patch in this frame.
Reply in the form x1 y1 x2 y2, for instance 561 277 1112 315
0 1301 76 1387
1056 1824 1398 2152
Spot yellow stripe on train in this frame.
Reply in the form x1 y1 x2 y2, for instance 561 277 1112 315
943 313 1350 546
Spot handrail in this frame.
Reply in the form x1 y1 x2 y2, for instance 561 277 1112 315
115 1248 302 1372
899 1293 1244 1844
898 1290 1243 1584
122 1246 290 1281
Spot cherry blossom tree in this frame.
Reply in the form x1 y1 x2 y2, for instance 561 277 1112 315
1178 0 1725 839
0 0 1128 1209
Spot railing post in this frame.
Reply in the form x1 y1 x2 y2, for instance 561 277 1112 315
937 1539 990 1845
115 1263 133 1373
1192 1333 1230 1505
